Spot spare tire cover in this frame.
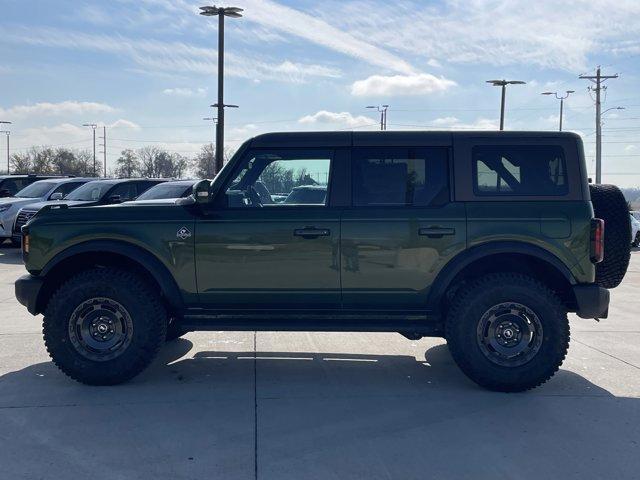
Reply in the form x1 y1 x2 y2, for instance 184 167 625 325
589 184 631 288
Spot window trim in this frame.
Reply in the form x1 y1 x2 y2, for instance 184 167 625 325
349 146 451 209
471 144 569 197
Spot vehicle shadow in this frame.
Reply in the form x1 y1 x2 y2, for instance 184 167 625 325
0 340 639 479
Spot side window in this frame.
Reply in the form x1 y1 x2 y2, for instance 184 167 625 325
473 145 568 196
3 178 29 195
352 147 449 207
222 150 332 208
51 182 83 198
136 181 158 197
109 183 137 201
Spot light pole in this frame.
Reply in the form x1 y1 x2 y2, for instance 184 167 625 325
0 121 10 174
541 90 575 131
83 123 98 176
200 5 243 175
486 80 526 130
366 105 389 130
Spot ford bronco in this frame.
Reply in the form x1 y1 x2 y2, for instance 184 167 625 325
14 131 630 391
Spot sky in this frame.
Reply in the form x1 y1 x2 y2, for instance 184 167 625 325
1 0 640 185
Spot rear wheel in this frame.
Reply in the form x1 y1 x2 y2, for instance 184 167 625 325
446 273 569 392
43 267 167 385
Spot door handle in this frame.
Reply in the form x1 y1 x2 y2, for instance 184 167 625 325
294 227 331 239
419 227 455 238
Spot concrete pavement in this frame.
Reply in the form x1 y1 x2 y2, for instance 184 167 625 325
1 243 639 479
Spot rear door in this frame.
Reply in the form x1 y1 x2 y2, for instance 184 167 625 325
341 145 466 311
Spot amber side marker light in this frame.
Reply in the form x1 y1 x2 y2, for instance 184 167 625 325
22 234 30 254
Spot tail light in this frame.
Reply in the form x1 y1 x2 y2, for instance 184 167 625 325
590 218 604 263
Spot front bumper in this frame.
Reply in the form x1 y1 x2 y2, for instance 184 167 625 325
15 274 43 316
573 284 610 319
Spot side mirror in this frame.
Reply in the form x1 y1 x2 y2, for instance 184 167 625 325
193 180 212 204
108 195 122 204
50 192 64 201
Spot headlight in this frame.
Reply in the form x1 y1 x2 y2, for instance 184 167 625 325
0 204 12 213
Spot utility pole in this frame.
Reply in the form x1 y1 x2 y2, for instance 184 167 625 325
0 121 10 174
366 105 389 130
83 123 98 176
99 126 107 178
486 80 526 130
580 66 618 184
200 5 243 175
541 90 574 131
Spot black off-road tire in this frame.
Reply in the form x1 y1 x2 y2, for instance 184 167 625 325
166 317 189 342
445 273 569 392
43 267 167 385
589 184 631 288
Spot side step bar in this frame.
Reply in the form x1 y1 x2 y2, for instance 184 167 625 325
181 312 443 337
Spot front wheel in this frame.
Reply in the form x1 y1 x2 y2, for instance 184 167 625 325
43 267 167 385
445 273 569 392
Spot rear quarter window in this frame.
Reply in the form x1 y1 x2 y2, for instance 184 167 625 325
473 145 568 196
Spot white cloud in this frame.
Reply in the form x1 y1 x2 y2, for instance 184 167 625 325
351 74 456 97
426 117 498 130
427 59 442 68
163 87 208 97
625 145 638 153
299 111 377 129
3 27 342 84
325 0 640 71
237 0 416 75
431 116 459 126
0 101 115 119
109 119 141 130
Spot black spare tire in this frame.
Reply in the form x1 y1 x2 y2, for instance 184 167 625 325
589 184 630 288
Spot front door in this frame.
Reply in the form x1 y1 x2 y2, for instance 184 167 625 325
195 148 341 309
341 146 466 311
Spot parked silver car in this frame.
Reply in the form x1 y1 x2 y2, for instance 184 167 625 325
0 178 93 246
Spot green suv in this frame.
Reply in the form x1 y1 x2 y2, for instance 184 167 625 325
14 131 630 391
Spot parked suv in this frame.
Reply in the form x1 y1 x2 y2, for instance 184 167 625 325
0 178 92 246
0 174 68 198
12 178 167 243
14 132 630 391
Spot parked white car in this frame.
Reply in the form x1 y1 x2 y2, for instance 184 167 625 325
631 213 640 247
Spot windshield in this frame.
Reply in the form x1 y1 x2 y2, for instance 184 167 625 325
65 182 112 201
15 181 57 198
135 183 191 200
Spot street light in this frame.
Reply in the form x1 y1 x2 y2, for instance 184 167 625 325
366 105 389 131
541 90 575 131
486 79 526 130
200 5 243 175
0 121 11 174
82 123 98 176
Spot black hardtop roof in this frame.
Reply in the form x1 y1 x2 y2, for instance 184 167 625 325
249 130 581 148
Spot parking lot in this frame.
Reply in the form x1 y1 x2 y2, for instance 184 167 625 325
0 244 638 480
